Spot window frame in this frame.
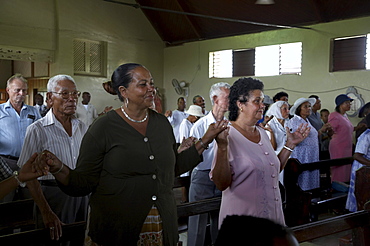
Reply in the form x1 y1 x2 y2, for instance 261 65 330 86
73 39 107 77
331 35 367 72
209 41 302 78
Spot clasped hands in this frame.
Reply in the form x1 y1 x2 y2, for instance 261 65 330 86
177 119 229 153
16 151 61 182
33 150 63 176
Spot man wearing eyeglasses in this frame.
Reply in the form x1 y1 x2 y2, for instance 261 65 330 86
17 74 89 241
0 74 41 202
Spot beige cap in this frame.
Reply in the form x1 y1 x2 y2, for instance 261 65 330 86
185 105 205 117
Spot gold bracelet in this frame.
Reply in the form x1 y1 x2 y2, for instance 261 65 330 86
51 164 64 175
283 145 294 152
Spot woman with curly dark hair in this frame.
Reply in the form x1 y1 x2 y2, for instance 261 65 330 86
210 77 310 226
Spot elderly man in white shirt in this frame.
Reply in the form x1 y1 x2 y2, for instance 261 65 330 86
18 74 88 240
187 82 231 246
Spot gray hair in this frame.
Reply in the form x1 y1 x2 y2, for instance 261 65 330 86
47 75 76 92
7 74 27 88
209 82 231 105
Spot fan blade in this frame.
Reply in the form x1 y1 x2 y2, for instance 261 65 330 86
175 87 183 95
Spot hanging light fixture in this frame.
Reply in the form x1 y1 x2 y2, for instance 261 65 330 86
255 0 275 5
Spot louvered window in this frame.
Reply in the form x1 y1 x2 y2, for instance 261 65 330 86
280 42 302 75
255 42 302 76
367 34 370 70
73 39 106 76
209 50 232 78
331 35 367 72
209 42 301 78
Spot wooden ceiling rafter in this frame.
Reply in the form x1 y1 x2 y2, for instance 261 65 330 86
174 0 202 41
105 0 370 46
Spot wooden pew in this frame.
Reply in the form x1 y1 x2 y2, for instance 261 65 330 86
292 202 370 245
173 176 191 233
0 198 35 235
2 199 367 245
0 176 199 245
177 195 370 245
0 167 367 245
177 197 221 218
176 195 370 245
284 157 353 226
0 177 191 238
0 221 86 245
173 176 190 189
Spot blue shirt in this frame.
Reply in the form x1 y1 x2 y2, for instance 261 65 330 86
0 100 41 157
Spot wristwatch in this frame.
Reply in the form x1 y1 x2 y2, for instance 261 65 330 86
13 171 26 187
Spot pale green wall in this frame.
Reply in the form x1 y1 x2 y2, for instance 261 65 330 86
163 16 370 126
0 0 164 112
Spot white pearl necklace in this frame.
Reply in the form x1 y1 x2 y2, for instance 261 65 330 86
121 106 148 123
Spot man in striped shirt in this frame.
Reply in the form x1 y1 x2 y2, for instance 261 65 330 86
18 74 88 240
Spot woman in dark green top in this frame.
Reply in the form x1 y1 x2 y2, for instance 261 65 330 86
37 63 228 245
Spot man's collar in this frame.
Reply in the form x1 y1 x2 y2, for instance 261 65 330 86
43 109 77 127
5 100 26 109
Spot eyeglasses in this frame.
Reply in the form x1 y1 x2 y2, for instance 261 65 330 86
52 91 81 99
11 89 28 94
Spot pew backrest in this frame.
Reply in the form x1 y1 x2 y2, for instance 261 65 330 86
291 208 370 245
283 157 353 226
0 221 86 245
0 198 34 234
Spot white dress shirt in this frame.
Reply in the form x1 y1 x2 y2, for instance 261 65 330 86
190 111 223 170
75 102 98 126
18 109 87 180
179 118 193 143
167 110 188 143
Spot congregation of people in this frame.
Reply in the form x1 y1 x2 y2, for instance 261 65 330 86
0 66 369 245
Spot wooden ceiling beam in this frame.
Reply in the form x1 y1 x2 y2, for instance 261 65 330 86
175 0 202 40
